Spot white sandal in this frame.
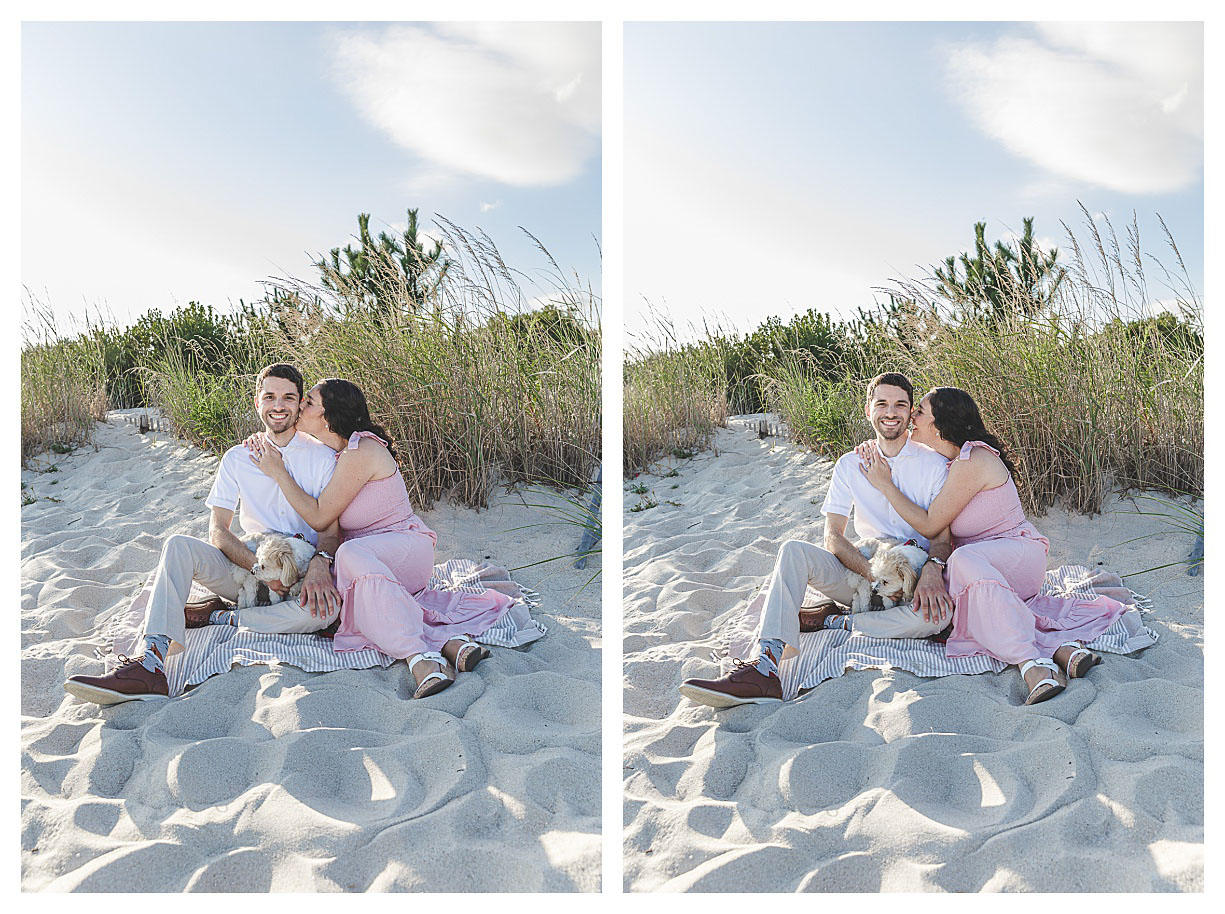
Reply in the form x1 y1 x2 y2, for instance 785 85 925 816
1058 640 1101 679
1019 658 1065 705
444 634 490 673
408 652 454 699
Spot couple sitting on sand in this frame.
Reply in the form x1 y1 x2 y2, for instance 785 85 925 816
64 363 512 706
681 372 1130 709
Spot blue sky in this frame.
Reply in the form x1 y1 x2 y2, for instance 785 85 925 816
22 21 601 331
625 21 1204 342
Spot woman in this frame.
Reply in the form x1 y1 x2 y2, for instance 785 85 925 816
246 378 513 698
858 386 1128 705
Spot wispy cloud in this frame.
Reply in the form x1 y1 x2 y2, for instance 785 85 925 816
330 22 600 187
945 22 1202 194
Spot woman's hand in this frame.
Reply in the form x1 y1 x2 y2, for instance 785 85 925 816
246 433 287 480
854 440 877 462
858 442 894 491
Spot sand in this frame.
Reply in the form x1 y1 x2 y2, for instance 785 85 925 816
21 413 601 892
623 416 1202 893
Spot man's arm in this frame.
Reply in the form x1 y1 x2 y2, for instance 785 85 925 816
823 512 872 578
299 522 342 619
912 527 953 623
209 506 255 571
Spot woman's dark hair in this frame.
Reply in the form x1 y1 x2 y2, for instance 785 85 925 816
316 378 397 458
926 387 1018 476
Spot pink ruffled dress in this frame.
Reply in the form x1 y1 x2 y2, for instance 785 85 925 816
942 441 1128 664
330 431 513 659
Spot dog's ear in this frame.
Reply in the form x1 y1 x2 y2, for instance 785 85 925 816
901 559 919 596
280 550 299 587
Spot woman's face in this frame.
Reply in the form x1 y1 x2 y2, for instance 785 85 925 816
297 384 328 436
909 393 939 446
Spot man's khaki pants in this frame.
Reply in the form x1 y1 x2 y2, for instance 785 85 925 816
140 533 334 655
754 539 946 656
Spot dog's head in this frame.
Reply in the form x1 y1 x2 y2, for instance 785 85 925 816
871 548 920 604
254 538 304 588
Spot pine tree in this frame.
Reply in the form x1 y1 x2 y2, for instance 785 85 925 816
934 218 1064 320
314 208 450 317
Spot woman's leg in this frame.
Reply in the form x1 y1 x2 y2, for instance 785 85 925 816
334 535 438 668
946 537 1048 662
945 537 1065 701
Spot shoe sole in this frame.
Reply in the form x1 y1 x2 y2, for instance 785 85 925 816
63 681 168 706
678 683 783 709
455 646 490 673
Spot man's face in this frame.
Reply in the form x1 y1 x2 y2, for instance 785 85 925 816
255 376 301 434
865 383 912 442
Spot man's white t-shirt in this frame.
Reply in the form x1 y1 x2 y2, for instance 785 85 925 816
820 437 950 548
205 432 337 545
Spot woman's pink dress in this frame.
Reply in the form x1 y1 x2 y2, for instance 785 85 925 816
330 431 513 659
943 441 1128 664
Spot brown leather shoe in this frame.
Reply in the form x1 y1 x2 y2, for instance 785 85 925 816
184 596 231 629
64 656 169 705
799 600 846 632
679 659 783 709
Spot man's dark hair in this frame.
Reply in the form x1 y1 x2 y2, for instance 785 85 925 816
865 372 914 406
254 363 304 400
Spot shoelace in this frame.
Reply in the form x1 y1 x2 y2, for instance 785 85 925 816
730 657 777 678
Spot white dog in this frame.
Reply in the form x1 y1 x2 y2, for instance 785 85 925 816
846 537 929 614
231 533 317 609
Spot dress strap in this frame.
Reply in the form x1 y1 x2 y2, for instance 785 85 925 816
957 439 1000 461
344 430 389 454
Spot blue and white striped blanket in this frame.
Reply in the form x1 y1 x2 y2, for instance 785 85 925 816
102 558 547 696
722 565 1159 701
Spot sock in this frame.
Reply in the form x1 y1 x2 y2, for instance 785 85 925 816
209 609 238 627
141 634 171 673
823 614 853 632
754 638 785 677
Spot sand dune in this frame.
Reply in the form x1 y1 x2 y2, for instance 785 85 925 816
21 414 600 892
623 417 1202 892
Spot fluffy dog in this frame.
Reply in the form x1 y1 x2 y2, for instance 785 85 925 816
231 532 317 609
846 537 929 613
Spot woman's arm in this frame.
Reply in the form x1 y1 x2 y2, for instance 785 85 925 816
860 445 994 539
248 437 377 531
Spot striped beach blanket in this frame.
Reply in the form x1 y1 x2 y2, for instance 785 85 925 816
722 564 1159 701
100 558 547 697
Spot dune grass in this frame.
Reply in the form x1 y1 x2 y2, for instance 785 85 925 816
623 315 729 472
258 224 600 510
20 220 600 514
20 303 109 465
626 213 1202 515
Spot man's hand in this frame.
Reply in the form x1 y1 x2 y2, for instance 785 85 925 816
912 562 952 625
300 556 340 619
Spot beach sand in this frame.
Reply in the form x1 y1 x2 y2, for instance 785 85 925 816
623 417 1202 893
21 414 601 892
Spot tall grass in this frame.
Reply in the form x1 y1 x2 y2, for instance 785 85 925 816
20 302 109 464
20 220 600 514
135 222 598 512
627 212 1202 515
623 315 729 471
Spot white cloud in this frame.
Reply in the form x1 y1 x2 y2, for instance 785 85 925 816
480 201 501 213
330 22 600 187
946 23 1202 194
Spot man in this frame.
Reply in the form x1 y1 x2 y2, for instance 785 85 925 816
65 363 343 705
679 372 955 708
